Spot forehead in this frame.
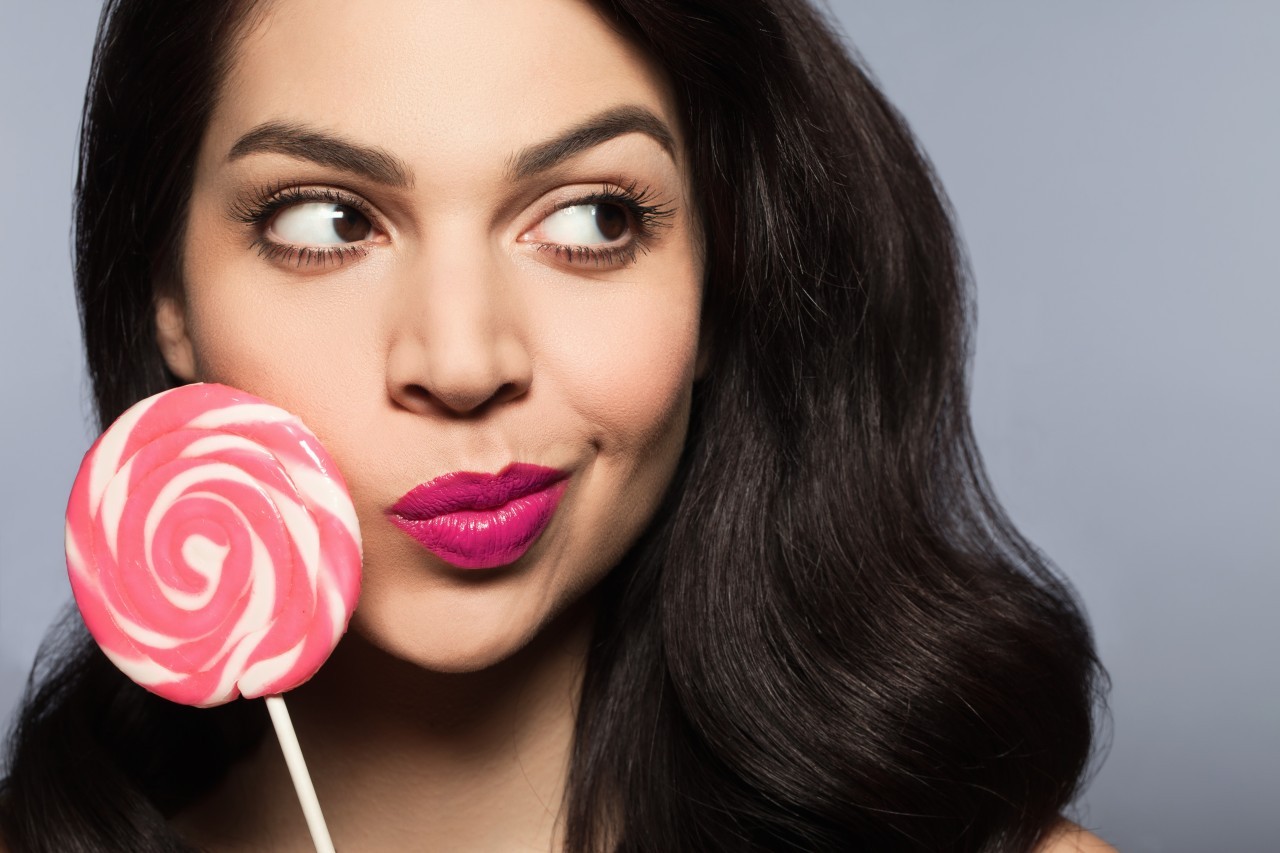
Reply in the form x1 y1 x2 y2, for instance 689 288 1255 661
207 0 679 174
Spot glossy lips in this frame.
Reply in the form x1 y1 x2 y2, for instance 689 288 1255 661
388 463 569 569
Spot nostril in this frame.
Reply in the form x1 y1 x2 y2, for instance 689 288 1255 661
392 378 527 417
394 383 435 414
490 381 528 406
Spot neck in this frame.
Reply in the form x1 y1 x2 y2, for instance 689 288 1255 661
175 593 596 852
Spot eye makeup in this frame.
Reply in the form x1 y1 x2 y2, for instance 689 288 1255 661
520 180 676 268
226 178 677 272
229 183 380 269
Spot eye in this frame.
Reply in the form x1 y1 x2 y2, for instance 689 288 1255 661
535 202 631 247
517 183 675 269
270 202 374 245
231 185 387 270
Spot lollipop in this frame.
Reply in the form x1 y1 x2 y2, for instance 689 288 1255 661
65 382 361 851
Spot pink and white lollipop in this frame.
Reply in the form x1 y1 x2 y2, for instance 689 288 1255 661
66 383 360 851
66 382 362 707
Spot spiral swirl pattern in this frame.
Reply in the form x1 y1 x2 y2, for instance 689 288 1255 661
66 383 362 707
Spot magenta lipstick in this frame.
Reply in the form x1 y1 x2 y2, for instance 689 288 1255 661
387 463 569 569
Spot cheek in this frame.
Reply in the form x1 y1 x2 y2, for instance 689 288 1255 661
544 285 701 454
181 212 291 379
178 212 382 420
548 286 700 586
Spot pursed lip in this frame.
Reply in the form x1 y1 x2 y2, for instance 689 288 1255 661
387 463 570 569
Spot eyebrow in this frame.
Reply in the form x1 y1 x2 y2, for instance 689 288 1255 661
507 105 677 179
228 121 413 187
225 104 677 187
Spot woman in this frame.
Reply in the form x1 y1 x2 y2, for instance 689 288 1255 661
1 0 1111 850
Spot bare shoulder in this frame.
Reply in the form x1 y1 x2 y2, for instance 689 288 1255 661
1037 819 1119 852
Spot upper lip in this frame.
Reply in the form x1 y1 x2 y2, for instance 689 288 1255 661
389 462 570 520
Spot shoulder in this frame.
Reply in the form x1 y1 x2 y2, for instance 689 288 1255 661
1036 819 1119 853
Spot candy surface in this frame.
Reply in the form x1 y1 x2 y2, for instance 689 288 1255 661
65 383 362 707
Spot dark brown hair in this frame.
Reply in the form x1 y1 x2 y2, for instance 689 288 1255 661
2 1 1104 850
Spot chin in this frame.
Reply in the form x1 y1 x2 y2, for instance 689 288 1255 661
346 582 591 676
346 614 522 675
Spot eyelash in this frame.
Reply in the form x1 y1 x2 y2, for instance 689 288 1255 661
527 181 675 268
230 184 374 268
229 180 676 270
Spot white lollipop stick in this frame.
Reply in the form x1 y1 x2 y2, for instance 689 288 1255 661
266 695 337 853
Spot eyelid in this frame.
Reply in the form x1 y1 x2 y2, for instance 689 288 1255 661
519 181 680 239
230 182 385 233
518 181 667 232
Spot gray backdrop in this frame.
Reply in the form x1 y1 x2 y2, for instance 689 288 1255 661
2 3 1276 850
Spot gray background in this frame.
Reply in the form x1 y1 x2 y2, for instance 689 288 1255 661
2 2 1276 850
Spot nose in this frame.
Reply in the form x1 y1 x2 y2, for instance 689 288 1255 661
385 245 532 417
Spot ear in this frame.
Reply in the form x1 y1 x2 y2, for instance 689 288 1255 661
154 293 197 381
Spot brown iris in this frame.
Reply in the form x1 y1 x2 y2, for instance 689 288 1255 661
329 205 372 243
593 203 627 241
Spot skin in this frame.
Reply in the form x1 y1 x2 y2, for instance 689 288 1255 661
157 0 704 848
1043 822 1121 853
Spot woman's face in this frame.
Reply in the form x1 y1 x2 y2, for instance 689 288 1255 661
156 0 705 672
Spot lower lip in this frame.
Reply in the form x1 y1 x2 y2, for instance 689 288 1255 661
389 480 568 569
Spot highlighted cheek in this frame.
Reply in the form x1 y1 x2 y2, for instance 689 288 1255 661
568 321 698 448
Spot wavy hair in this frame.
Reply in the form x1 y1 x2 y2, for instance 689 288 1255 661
1 1 1104 850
